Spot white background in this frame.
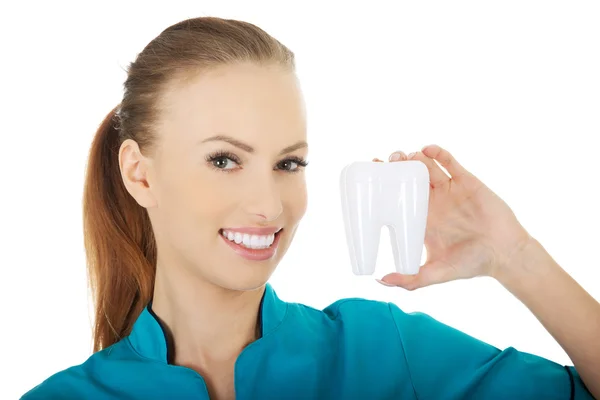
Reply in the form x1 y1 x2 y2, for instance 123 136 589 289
1 1 599 398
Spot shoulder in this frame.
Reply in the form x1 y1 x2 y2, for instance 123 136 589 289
288 296 397 322
284 296 413 346
279 297 417 392
281 295 448 358
20 339 137 400
289 295 422 331
21 363 88 400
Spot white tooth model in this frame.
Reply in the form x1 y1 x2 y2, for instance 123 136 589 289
340 160 430 276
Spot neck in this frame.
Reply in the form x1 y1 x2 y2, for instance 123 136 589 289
151 261 265 369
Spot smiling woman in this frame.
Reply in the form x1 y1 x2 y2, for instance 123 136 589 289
20 15 597 400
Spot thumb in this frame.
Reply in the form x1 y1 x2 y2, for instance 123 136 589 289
378 259 459 290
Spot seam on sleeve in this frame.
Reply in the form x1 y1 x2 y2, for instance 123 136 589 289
388 302 419 400
564 366 575 400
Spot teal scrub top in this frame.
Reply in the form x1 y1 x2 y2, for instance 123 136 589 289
22 283 593 399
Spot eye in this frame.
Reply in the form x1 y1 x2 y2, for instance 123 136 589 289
279 160 297 171
278 156 309 173
205 151 309 174
212 156 236 170
205 151 240 172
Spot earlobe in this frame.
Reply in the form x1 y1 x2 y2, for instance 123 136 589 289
118 139 158 208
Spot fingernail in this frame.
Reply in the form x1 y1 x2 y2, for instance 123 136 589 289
376 279 395 287
389 153 402 161
407 152 417 159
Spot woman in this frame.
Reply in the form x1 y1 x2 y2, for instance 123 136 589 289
22 16 597 399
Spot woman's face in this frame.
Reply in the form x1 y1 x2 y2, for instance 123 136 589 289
122 62 308 291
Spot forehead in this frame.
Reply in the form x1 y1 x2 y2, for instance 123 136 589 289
157 63 306 143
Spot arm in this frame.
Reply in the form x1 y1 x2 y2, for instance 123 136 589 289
493 236 600 398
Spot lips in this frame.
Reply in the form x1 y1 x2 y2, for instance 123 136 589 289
220 226 283 235
219 228 284 261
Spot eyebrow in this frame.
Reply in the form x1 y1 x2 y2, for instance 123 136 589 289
200 134 308 155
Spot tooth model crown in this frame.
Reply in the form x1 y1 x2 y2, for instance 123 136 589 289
340 161 430 276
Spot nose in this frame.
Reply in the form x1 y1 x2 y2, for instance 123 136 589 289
243 175 283 223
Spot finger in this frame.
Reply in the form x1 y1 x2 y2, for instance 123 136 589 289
421 144 470 181
388 151 408 162
378 260 458 290
407 151 450 189
372 157 384 162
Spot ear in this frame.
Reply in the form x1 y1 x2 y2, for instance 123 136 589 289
118 139 158 208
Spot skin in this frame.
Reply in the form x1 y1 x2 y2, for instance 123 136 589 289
119 62 308 399
119 62 599 398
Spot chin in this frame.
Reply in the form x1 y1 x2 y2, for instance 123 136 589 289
212 272 274 293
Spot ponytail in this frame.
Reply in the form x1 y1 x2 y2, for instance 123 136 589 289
83 105 156 352
81 15 296 352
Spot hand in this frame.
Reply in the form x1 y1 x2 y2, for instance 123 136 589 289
375 144 533 290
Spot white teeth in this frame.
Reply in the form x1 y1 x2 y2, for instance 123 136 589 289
221 230 276 249
242 233 252 245
234 232 242 244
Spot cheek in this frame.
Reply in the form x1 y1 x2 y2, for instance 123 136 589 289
155 167 235 237
284 180 308 222
183 187 232 225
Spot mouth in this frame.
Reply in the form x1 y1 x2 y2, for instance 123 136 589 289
218 228 284 261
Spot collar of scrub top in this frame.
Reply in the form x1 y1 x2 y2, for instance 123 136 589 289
128 283 288 364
